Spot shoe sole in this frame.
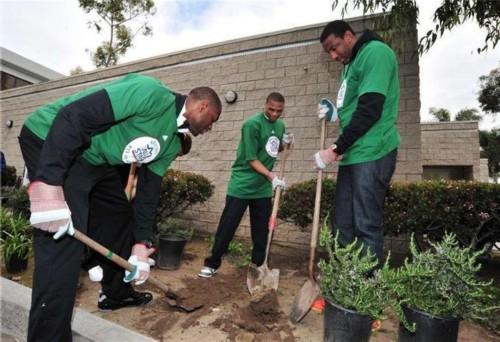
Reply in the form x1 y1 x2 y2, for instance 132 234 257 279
198 272 217 278
98 298 153 312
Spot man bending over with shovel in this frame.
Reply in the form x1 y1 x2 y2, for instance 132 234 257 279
199 92 292 278
18 73 221 342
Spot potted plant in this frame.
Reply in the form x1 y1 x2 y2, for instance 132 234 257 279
1 208 32 273
384 233 499 342
318 223 389 342
155 218 194 270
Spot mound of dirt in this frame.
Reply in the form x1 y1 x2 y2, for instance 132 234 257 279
210 289 295 342
178 269 248 330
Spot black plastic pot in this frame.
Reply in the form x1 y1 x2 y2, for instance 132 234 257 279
157 234 187 270
398 306 459 342
324 299 372 342
5 254 28 273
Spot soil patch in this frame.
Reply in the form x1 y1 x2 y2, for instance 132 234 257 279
177 269 248 330
210 289 295 341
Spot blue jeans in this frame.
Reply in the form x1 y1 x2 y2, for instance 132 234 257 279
331 149 397 265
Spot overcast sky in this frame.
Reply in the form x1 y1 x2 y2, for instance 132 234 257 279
1 0 499 129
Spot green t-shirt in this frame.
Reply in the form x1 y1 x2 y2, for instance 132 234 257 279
24 73 181 176
227 113 285 199
336 40 400 165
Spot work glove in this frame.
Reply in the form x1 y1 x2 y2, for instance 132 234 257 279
28 181 73 234
267 172 286 190
314 145 342 169
88 265 104 282
317 98 338 122
124 243 156 285
282 132 294 146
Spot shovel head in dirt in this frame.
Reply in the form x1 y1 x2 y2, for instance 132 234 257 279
70 229 203 313
246 262 280 296
289 278 320 323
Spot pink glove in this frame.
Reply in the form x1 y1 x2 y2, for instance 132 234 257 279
28 181 72 232
314 145 342 169
124 243 156 285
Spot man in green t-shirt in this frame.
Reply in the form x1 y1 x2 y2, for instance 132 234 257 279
199 92 293 278
314 20 399 265
18 73 221 342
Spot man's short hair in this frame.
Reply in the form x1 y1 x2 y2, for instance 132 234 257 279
320 20 355 42
266 92 285 103
189 87 222 112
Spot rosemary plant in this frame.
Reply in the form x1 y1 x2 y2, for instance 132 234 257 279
318 222 389 320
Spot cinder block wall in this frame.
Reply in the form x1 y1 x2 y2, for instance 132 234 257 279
0 16 421 247
421 121 481 180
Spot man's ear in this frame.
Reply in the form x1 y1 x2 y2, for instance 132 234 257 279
199 99 209 113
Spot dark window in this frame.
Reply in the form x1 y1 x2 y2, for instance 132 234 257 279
1 71 32 90
423 165 473 181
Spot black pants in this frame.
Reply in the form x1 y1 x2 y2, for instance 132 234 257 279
204 195 271 269
19 126 135 342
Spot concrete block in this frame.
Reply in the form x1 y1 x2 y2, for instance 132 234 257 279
0 278 154 342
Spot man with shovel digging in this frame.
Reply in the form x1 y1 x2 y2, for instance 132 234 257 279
314 20 399 266
199 92 292 278
18 73 221 342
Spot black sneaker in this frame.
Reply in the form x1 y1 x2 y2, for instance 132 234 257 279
98 290 153 311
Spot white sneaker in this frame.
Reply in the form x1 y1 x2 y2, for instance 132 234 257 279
198 266 217 278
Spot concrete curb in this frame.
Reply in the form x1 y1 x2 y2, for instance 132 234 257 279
1 277 155 341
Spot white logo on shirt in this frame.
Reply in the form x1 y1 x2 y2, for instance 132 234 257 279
265 136 280 158
122 137 161 164
337 79 347 108
162 135 168 141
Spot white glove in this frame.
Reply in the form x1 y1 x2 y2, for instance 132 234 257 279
268 172 286 190
123 243 155 285
282 132 294 145
317 98 338 122
313 145 342 169
88 265 104 282
29 181 73 233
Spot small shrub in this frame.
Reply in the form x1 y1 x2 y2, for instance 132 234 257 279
1 165 18 187
318 220 389 320
2 186 30 220
278 178 335 229
0 208 32 260
156 169 214 221
205 235 252 268
383 233 500 332
156 218 194 242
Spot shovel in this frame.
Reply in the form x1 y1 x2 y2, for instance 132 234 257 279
246 144 290 295
71 228 203 312
289 117 327 323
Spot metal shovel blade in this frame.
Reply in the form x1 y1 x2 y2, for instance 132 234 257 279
246 262 280 296
289 278 320 323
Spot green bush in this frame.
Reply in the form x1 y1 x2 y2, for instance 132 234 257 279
2 186 30 220
318 220 389 320
1 165 18 187
156 169 214 221
383 233 499 332
0 207 32 260
279 179 500 250
278 179 335 229
205 235 252 268
156 218 194 242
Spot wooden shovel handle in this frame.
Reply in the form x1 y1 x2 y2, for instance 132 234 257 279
72 229 171 294
308 119 326 278
268 144 290 230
